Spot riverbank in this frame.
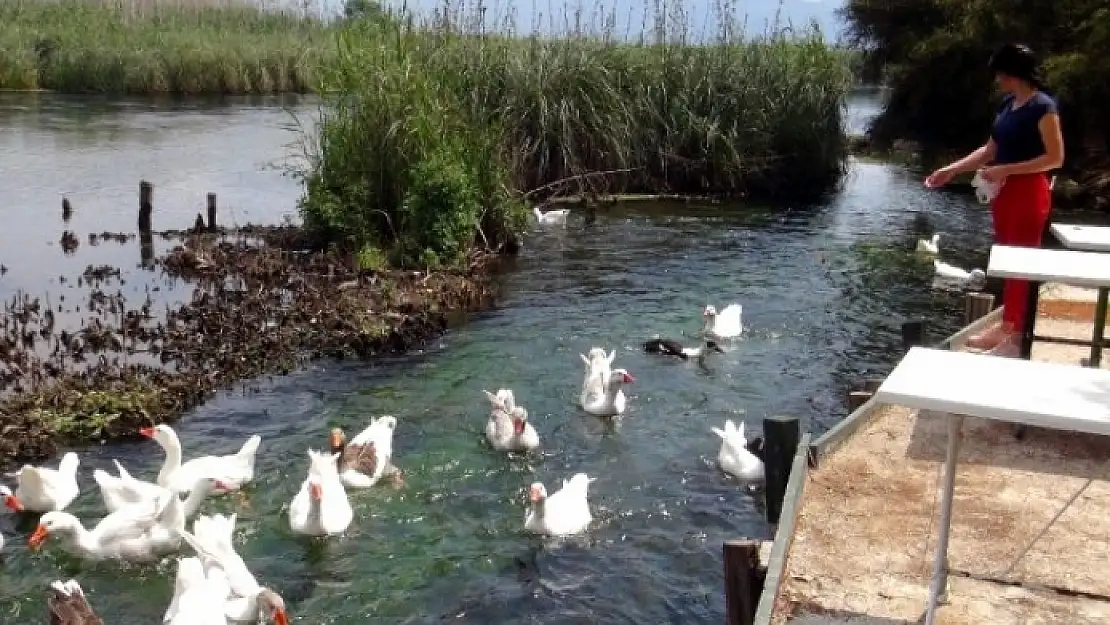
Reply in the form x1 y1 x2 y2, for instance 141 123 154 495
0 226 498 463
0 0 330 93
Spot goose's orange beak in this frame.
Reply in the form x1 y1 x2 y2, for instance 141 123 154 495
3 494 23 512
140 426 155 438
273 607 289 625
308 482 322 501
28 524 48 550
328 429 344 450
529 485 544 503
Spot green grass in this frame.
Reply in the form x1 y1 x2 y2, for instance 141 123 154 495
299 1 854 267
0 0 332 93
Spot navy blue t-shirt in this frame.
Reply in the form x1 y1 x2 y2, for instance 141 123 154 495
991 91 1058 164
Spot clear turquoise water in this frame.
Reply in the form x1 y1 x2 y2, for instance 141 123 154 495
0 92 999 624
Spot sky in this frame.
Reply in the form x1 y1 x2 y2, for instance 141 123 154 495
346 0 847 41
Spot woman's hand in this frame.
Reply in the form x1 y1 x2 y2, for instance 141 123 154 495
924 166 956 189
978 165 1009 184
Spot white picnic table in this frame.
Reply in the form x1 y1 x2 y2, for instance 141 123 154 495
875 347 1110 625
1050 223 1110 252
987 244 1110 365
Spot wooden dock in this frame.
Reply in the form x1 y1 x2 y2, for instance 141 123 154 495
767 285 1110 624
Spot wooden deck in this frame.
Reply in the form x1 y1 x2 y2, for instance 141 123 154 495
772 286 1110 624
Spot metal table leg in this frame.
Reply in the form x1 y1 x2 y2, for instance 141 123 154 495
1087 287 1109 368
925 414 964 625
1019 279 1041 361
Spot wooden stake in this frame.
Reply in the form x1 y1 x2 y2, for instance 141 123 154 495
138 180 153 233
723 539 764 625
964 292 995 325
901 320 925 352
764 415 801 525
206 192 217 232
847 390 872 411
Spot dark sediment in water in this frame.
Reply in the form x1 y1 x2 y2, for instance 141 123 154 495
0 227 499 463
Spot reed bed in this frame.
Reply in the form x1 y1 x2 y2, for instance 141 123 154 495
300 0 853 268
0 0 330 93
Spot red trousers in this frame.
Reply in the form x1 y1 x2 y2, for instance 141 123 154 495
991 173 1052 332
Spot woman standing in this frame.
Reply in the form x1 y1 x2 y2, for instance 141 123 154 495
925 43 1065 356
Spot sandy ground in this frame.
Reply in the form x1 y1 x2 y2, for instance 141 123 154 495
775 285 1110 624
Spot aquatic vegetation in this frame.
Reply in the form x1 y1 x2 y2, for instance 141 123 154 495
0 0 331 93
0 227 498 463
300 1 852 266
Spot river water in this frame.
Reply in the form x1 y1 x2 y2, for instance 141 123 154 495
0 90 995 624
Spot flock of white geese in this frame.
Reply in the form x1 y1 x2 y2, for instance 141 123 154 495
0 302 766 624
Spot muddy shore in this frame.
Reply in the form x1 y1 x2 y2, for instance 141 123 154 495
0 226 499 464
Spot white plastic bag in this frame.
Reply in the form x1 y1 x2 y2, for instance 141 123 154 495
971 169 1000 204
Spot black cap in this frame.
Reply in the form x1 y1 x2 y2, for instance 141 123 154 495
988 43 1044 87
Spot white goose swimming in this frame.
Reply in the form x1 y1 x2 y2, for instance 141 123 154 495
579 348 615 407
29 491 186 562
163 557 232 625
702 304 744 339
533 206 569 225
711 420 765 481
94 461 223 518
6 452 80 512
933 259 987 289
176 516 289 625
581 368 635 417
288 449 353 536
916 233 940 255
524 473 595 537
328 416 403 489
483 389 540 452
142 424 261 493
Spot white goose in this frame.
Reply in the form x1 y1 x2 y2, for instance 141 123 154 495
163 557 232 625
29 491 186 562
533 205 570 225
933 259 987 289
175 517 289 625
524 473 595 537
328 416 402 489
143 424 261 493
483 389 540 452
916 233 940 255
703 304 744 339
288 449 353 536
711 420 765 481
581 368 635 417
579 348 614 408
6 451 80 512
94 461 223 517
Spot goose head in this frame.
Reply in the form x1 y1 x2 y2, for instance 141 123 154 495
510 406 530 435
608 368 635 388
140 423 180 449
29 511 78 550
0 485 23 512
702 305 718 320
968 269 987 290
528 482 548 504
376 415 398 431
328 428 347 454
257 587 289 625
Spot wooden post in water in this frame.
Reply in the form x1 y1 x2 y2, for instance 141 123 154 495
846 377 883 411
723 539 764 625
139 180 153 233
139 181 154 268
964 292 995 325
901 320 925 352
764 416 801 525
206 193 218 232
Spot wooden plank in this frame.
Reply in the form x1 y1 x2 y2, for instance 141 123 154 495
987 245 1110 289
1050 223 1110 252
724 540 764 625
875 347 1110 435
754 434 812 625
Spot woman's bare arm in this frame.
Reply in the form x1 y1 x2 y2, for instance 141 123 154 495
993 113 1065 175
944 139 997 174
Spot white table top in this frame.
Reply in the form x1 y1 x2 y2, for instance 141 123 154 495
987 245 1110 288
1051 223 1110 252
875 347 1110 435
